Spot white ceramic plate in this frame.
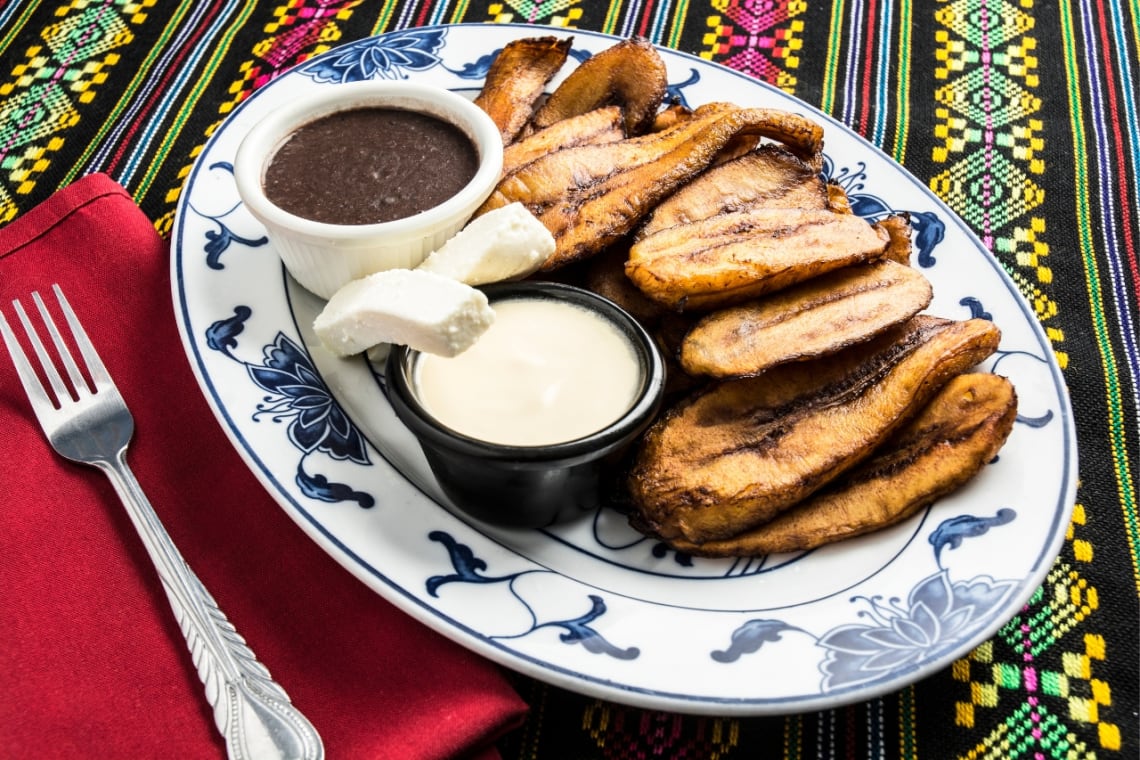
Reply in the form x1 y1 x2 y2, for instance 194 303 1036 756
172 24 1076 715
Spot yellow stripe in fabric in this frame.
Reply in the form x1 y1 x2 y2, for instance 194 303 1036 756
899 685 918 757
602 0 621 36
0 2 39 55
665 0 689 49
820 0 846 115
892 0 911 163
1057 0 1140 592
370 0 402 34
783 711 802 759
449 0 471 23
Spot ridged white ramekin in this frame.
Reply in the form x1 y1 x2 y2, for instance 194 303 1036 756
234 80 503 300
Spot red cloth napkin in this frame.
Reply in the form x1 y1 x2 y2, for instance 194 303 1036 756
0 174 527 759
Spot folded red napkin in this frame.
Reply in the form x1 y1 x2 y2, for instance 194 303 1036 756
0 174 527 759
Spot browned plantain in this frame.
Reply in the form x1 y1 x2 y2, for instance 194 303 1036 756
638 145 828 239
584 244 670 326
474 36 572 144
826 183 853 213
627 315 1002 543
626 207 890 311
530 37 667 136
502 106 625 176
651 103 693 131
667 373 1017 556
648 104 767 163
478 104 826 270
874 213 917 264
679 259 933 377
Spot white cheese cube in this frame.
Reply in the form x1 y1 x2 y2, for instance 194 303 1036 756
313 269 494 357
415 202 555 285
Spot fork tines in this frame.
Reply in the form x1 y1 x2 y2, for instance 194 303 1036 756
0 284 104 411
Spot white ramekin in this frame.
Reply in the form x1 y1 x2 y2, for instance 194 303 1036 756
233 80 504 299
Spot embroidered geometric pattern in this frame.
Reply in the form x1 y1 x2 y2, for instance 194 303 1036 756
950 496 1119 757
485 0 583 26
929 0 1063 365
0 0 147 223
583 702 741 759
701 0 804 92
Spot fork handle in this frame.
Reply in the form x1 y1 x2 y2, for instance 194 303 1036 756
98 449 324 760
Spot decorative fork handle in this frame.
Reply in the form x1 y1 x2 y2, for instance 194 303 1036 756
98 447 324 760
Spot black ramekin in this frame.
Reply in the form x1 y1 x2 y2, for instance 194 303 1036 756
385 281 666 528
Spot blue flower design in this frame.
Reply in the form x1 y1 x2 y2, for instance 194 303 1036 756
664 68 700 108
817 570 1017 690
535 595 640 660
928 508 1016 564
299 28 447 83
249 334 369 465
710 619 801 663
822 156 946 267
425 531 640 660
205 307 374 508
189 163 268 270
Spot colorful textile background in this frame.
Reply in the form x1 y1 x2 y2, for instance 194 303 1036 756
2 1 1137 757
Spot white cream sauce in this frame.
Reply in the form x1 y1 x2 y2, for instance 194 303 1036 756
413 297 642 446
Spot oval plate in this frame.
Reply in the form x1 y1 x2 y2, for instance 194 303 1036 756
172 23 1076 715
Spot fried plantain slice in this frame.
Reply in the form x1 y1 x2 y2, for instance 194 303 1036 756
874 213 917 265
826 182 853 213
502 106 625 176
474 36 572 145
478 104 826 271
679 259 933 377
627 315 1002 543
651 103 693 131
638 145 828 239
667 373 1017 556
626 207 890 311
583 244 669 326
530 37 668 136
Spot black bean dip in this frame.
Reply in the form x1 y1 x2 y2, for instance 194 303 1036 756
263 107 478 225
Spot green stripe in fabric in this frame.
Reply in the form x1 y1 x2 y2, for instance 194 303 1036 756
820 0 846 115
133 1 262 200
899 685 917 756
370 0 402 35
1058 0 1140 590
602 0 621 36
665 0 688 49
449 0 470 23
783 711 802 759
0 1 39 56
892 0 911 163
59 1 197 188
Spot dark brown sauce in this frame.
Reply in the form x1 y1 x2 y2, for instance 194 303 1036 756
263 107 479 225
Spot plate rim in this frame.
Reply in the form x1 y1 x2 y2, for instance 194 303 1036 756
171 22 1078 715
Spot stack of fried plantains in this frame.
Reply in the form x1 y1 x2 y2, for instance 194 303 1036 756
472 35 1017 556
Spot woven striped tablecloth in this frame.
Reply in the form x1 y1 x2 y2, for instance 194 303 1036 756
2 2 1136 757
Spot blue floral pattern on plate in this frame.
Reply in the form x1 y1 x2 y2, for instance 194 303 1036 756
299 28 448 83
172 24 1076 714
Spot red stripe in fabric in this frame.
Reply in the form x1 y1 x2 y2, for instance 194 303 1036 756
1093 0 1140 304
637 2 654 38
859 0 877 137
414 0 433 28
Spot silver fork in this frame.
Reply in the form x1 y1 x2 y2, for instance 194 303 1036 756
0 285 324 760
